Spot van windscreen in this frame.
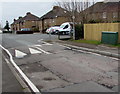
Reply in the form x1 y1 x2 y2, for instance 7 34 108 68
60 24 65 28
63 25 68 29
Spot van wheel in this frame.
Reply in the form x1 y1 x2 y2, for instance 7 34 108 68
63 32 66 35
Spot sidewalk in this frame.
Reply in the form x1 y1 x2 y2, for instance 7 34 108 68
2 57 25 93
54 39 119 58
47 81 114 92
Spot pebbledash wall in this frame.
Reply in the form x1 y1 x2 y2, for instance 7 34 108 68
84 23 120 43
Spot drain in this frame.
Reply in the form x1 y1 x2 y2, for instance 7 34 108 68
43 77 56 81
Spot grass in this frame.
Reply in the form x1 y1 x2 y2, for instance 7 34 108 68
70 39 101 45
110 44 120 47
70 39 120 47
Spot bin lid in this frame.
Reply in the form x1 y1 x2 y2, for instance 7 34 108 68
102 31 118 34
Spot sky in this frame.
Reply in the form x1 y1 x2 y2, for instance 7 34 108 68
1 0 117 27
1 2 55 26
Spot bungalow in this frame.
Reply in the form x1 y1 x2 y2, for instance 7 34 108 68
11 12 40 32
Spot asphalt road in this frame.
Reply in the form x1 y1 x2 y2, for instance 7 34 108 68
1 33 119 93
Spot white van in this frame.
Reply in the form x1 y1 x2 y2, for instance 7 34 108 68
56 22 73 35
46 26 60 34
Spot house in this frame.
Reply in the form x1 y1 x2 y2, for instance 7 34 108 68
11 12 40 32
81 2 120 23
39 6 72 32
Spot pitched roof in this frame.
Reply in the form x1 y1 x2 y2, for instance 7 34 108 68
40 6 69 19
11 12 40 25
102 2 120 12
84 2 120 13
23 12 40 21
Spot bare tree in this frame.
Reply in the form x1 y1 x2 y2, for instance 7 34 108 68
55 0 96 24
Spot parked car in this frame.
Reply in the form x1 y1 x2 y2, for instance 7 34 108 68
0 30 2 34
56 22 73 35
46 26 60 34
16 28 33 34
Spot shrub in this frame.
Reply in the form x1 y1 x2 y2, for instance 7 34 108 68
75 24 84 40
113 21 120 23
89 19 103 23
3 31 12 33
32 27 40 32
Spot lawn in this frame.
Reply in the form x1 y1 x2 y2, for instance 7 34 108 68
70 39 120 47
70 39 101 45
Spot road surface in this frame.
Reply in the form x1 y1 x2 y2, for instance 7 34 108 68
1 33 119 93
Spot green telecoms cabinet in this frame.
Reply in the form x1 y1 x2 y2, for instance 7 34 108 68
101 32 118 45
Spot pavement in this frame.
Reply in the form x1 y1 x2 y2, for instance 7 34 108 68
47 81 114 92
2 57 25 93
54 39 119 58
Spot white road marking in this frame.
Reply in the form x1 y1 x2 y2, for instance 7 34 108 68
5 58 10 64
34 46 51 54
85 51 102 56
15 50 27 58
32 45 42 47
0 45 40 93
29 48 42 54
107 57 119 61
42 43 53 46
38 40 41 42
38 40 53 45
42 41 52 45
59 44 71 49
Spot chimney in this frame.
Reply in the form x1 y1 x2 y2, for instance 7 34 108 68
53 6 59 10
26 12 31 15
14 19 16 21
19 16 22 19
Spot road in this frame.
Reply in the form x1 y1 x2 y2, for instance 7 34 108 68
1 34 25 93
1 33 118 93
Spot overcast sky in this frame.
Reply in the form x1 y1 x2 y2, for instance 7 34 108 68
0 0 111 27
1 2 56 26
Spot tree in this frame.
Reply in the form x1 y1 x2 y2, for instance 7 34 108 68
55 0 97 39
4 21 10 31
55 0 96 24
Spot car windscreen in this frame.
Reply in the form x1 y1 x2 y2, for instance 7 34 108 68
21 28 31 31
60 24 65 28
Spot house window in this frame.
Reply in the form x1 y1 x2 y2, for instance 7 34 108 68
103 12 107 18
113 12 118 18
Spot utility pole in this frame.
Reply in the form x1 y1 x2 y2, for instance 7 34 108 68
72 0 75 40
